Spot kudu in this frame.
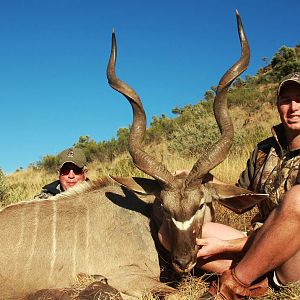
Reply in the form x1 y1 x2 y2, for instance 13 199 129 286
0 181 173 299
107 11 268 274
0 11 267 300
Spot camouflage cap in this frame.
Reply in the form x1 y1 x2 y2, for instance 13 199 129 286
58 147 87 169
277 72 300 97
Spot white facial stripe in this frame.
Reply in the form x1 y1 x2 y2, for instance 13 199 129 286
171 215 195 231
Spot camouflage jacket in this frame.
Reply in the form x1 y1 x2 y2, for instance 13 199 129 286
34 180 62 200
237 123 300 227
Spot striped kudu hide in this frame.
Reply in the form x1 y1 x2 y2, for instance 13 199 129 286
0 181 172 299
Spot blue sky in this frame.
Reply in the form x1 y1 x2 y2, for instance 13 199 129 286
0 0 299 173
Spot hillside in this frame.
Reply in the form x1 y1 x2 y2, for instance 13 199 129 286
0 44 299 300
0 44 299 204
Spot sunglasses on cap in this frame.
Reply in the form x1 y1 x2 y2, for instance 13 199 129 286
60 166 84 176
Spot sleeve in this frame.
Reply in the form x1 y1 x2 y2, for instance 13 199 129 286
33 190 53 200
33 180 61 199
236 146 258 191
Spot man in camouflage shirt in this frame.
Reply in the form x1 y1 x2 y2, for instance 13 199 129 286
237 122 300 230
35 147 88 199
191 72 300 299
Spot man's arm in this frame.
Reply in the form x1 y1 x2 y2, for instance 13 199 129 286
196 236 248 259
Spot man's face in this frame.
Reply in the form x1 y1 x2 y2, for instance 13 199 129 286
59 162 87 191
277 82 300 137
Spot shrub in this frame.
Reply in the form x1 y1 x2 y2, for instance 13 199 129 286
36 155 59 173
0 169 9 204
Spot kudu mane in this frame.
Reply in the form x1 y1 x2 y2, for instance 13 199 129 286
0 177 113 213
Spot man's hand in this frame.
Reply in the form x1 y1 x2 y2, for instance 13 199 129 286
197 235 248 259
196 237 228 259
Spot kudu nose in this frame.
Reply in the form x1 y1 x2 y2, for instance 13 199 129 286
173 255 194 273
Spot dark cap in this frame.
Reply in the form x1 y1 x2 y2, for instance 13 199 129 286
277 72 300 97
58 147 87 169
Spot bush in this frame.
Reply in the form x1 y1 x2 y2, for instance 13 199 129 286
0 169 9 204
271 46 300 80
36 155 59 173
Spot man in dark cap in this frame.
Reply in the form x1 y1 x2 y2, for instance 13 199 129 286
35 147 88 199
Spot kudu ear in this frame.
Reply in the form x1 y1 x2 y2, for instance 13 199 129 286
109 176 162 196
207 183 269 214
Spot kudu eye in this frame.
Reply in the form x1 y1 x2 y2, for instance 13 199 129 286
199 202 206 210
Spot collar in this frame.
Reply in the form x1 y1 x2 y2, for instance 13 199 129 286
42 178 90 196
42 180 62 195
272 123 300 158
271 124 288 157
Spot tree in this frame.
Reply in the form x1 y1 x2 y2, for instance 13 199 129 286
74 135 99 162
204 90 215 101
233 77 245 88
295 45 300 58
262 56 269 66
172 106 185 115
37 155 59 172
271 46 300 80
116 127 130 153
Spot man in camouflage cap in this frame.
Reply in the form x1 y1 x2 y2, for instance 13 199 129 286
35 147 88 199
200 72 300 298
161 72 300 299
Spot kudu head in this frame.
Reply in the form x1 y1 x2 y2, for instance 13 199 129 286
107 11 267 273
